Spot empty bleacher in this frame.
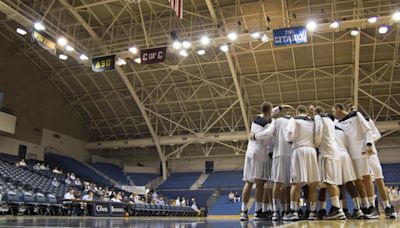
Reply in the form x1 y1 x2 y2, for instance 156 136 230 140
201 170 243 189
127 173 158 186
92 162 129 185
382 163 400 183
158 172 201 190
45 153 111 186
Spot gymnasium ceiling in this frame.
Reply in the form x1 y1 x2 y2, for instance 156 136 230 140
0 0 400 159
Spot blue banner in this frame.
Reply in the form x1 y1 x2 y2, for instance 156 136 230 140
273 26 307 46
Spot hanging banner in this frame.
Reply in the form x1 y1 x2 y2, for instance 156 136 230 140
140 47 167 64
273 26 307 46
31 30 56 55
91 55 116 72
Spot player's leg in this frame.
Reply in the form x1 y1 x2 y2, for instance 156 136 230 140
254 179 265 220
240 157 253 221
324 183 345 219
272 182 282 220
288 183 301 221
262 182 273 219
318 187 327 219
307 182 319 220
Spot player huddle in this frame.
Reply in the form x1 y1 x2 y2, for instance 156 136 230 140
240 102 397 221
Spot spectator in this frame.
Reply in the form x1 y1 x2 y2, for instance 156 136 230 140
82 191 94 216
39 163 46 170
111 192 122 202
175 197 181 207
70 173 76 181
82 191 94 201
64 189 75 200
45 165 50 170
33 163 40 170
65 177 72 185
17 159 26 167
234 192 240 202
191 198 201 216
228 191 234 203
157 197 165 206
74 178 82 187
53 167 62 174
51 178 59 187
152 191 158 201
181 197 187 207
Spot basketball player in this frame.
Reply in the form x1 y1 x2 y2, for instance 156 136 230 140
314 106 345 219
253 105 294 221
332 103 378 219
347 105 396 219
261 144 274 219
285 105 321 221
334 124 364 219
240 102 276 221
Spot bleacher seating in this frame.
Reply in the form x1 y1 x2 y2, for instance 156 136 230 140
127 173 158 186
201 170 243 189
45 153 111 186
382 163 400 183
158 172 201 190
208 190 255 215
92 162 129 185
157 190 214 208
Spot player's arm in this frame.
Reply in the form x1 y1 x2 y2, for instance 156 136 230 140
356 112 374 155
253 119 276 140
285 118 296 143
368 119 381 142
314 115 323 148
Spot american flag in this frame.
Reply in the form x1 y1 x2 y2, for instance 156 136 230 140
169 0 183 19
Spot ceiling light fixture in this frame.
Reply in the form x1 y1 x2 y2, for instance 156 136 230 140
220 44 229 52
58 54 68 60
57 37 67 46
179 50 188 57
306 20 317 31
261 34 269 42
116 58 127 66
129 46 138 54
227 32 237 41
393 11 400 21
196 49 205 55
378 25 389 34
330 21 339 29
251 32 260 38
134 57 141 64
33 22 45 31
182 40 191 49
65 45 74 52
367 16 377 24
350 28 360 36
200 36 210 45
172 40 181 50
16 28 27 35
79 54 89 61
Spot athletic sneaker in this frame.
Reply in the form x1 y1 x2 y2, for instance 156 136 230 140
240 210 248 221
282 211 290 221
317 209 327 219
343 208 352 218
288 211 300 221
253 209 264 221
385 207 396 219
308 211 318 220
365 206 379 219
272 211 281 221
323 206 346 220
264 210 273 220
351 209 364 219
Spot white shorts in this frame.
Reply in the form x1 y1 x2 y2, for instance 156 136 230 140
243 156 268 182
339 150 357 184
265 156 273 181
290 147 320 184
271 156 291 186
319 157 342 186
352 157 372 179
369 155 384 180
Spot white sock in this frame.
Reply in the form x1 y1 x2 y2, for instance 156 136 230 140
290 201 299 211
331 196 340 208
255 202 262 212
262 203 268 212
368 197 375 207
352 197 360 210
361 197 370 208
310 201 317 211
272 198 281 212
319 201 326 210
267 203 273 211
383 200 391 208
241 203 247 211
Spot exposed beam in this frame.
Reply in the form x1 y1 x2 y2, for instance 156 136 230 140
205 0 218 24
359 88 400 116
354 28 361 108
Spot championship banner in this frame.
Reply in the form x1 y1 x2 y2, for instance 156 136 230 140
91 55 115 72
121 185 146 195
140 47 167 64
32 30 56 55
273 26 307 46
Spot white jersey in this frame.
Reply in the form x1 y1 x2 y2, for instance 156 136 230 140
315 115 339 159
285 115 321 150
246 116 275 161
367 118 381 155
256 116 292 158
334 126 349 153
335 111 373 159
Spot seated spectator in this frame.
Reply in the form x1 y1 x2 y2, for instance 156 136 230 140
33 163 40 170
82 191 94 215
63 189 80 216
53 167 62 174
228 191 234 203
39 163 46 170
51 178 59 187
157 197 165 206
191 198 201 216
111 192 122 202
70 173 76 181
181 197 187 207
65 177 72 185
74 178 82 187
234 192 240 202
82 190 94 201
17 159 26 167
152 191 158 201
64 189 75 200
45 165 50 170
175 197 181 207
